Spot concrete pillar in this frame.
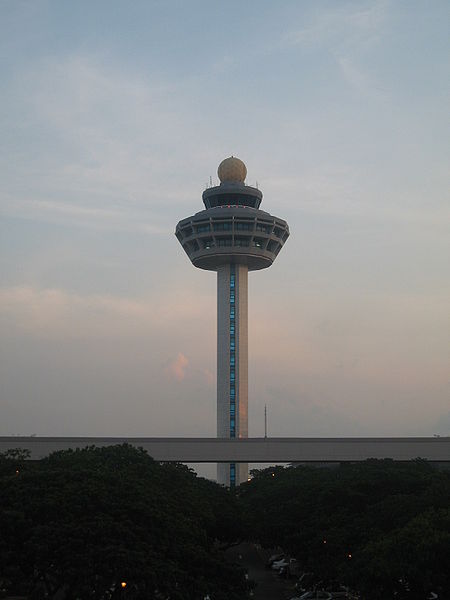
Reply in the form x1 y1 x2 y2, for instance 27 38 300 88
217 264 248 486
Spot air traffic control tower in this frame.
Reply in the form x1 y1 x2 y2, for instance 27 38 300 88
176 157 289 486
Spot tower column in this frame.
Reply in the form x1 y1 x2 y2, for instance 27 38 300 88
217 263 248 486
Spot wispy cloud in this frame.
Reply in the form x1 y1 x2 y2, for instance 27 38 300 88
165 353 189 382
335 55 388 99
1 54 221 231
283 1 388 49
0 285 214 340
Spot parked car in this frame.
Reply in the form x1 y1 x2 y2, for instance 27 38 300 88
290 592 332 600
325 583 350 598
265 553 285 569
272 557 290 571
278 558 300 578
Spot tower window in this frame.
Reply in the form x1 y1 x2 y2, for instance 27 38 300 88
235 238 250 247
196 223 210 233
213 222 232 231
235 222 253 231
216 237 232 247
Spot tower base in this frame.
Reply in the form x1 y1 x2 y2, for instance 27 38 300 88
217 462 248 487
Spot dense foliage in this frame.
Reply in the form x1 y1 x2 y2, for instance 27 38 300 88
0 445 247 600
239 460 450 599
1 448 449 599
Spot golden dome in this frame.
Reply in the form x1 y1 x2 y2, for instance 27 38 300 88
217 156 247 183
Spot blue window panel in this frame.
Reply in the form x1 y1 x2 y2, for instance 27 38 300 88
230 406 235 415
230 372 235 381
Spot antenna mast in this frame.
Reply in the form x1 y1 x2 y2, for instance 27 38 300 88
264 404 267 438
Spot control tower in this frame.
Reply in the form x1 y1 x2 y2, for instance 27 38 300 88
175 157 289 486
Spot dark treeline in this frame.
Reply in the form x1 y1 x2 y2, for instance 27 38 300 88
1 446 449 599
240 461 450 599
0 446 246 600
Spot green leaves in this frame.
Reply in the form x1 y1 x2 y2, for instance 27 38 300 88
240 461 450 597
0 444 247 599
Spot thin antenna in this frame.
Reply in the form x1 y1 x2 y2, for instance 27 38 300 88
264 404 267 438
210 175 213 187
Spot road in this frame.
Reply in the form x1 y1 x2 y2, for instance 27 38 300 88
226 543 293 600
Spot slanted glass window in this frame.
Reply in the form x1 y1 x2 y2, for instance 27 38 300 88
182 226 194 236
213 222 232 231
253 238 264 248
203 238 214 249
217 237 232 247
256 223 271 233
235 222 253 231
196 223 210 233
273 227 282 238
235 237 250 247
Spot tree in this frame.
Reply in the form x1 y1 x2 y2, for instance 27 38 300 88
0 445 248 599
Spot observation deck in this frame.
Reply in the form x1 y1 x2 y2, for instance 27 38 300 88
176 205 289 271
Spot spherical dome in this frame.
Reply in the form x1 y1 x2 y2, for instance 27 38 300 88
217 156 247 183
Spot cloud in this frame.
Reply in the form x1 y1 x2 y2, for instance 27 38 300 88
165 353 189 381
0 54 222 232
283 1 387 49
336 55 388 99
203 368 215 386
0 285 214 340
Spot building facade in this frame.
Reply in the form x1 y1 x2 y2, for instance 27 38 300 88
175 157 289 485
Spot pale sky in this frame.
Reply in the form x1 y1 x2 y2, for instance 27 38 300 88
1 1 449 452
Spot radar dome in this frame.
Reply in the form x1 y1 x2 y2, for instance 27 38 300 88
217 156 247 183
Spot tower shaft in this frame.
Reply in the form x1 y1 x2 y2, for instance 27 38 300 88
217 264 248 486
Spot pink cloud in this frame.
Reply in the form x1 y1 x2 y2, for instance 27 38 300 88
166 353 189 381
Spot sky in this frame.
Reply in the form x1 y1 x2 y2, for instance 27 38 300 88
1 0 449 465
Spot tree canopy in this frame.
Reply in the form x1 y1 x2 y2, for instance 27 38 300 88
1 448 449 599
0 444 247 600
239 460 450 598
